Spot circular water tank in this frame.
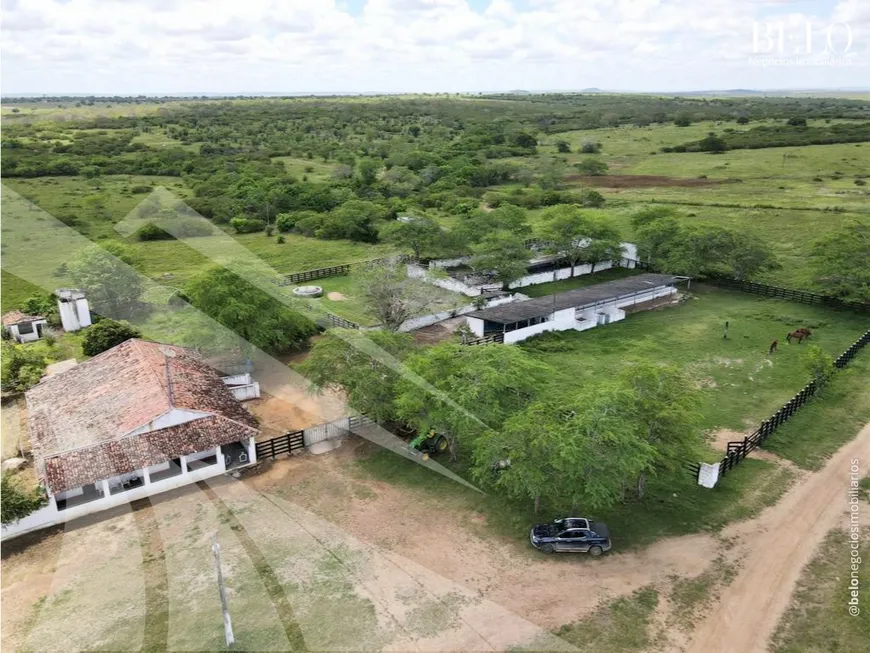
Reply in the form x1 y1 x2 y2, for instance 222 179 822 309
293 285 323 298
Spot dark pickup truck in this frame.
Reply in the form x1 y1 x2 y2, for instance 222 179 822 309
530 517 612 556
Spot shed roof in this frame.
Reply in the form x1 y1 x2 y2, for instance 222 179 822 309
466 273 678 324
2 310 45 326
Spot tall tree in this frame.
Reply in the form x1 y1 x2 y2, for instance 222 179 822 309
67 243 144 319
395 343 547 460
471 230 529 288
379 216 444 261
617 361 703 498
580 217 625 273
540 204 591 276
299 329 414 423
356 260 431 330
81 319 142 356
185 266 317 354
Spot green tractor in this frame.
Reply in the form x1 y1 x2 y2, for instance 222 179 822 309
408 429 450 458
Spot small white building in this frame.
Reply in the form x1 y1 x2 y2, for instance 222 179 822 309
3 339 259 540
55 288 92 332
465 273 681 344
2 310 49 343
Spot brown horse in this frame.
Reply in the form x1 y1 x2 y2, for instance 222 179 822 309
786 327 812 344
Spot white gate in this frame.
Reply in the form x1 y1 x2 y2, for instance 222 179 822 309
303 417 350 446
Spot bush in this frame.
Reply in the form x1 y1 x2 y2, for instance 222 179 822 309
277 235 285 244
135 223 173 240
579 189 606 208
81 319 142 356
130 185 152 194
736 116 750 125
787 117 808 127
580 141 600 154
230 217 266 234
574 158 609 176
1 472 46 524
0 342 46 392
856 179 866 186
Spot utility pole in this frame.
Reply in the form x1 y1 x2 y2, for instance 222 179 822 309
212 534 235 647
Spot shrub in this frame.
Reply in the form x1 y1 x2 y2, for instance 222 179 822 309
277 235 285 244
736 116 750 125
1 472 46 524
0 342 46 392
574 158 609 176
135 223 173 240
787 117 808 127
579 189 605 208
856 179 867 186
265 225 274 237
230 217 266 234
81 319 142 356
580 141 600 154
130 185 152 194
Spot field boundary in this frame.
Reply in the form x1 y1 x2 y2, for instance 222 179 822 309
278 255 408 286
704 276 870 313
690 328 870 482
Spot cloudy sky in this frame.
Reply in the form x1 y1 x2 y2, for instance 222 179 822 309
1 0 868 95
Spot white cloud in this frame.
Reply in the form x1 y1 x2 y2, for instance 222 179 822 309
0 0 866 94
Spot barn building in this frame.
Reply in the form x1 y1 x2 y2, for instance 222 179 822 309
464 273 680 344
2 310 49 343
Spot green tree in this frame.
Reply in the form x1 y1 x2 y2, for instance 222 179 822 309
574 158 609 175
379 216 444 260
540 205 592 276
67 243 144 319
555 140 571 153
185 266 316 354
578 189 605 208
81 319 142 356
1 472 46 524
617 361 703 498
1 342 46 392
299 329 414 423
809 220 870 302
803 345 836 393
471 230 529 288
356 260 432 330
357 158 380 186
396 343 547 460
579 216 625 273
318 200 386 242
456 203 531 246
674 112 692 127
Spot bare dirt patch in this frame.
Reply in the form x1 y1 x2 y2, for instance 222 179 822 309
681 422 870 653
327 292 346 301
411 316 466 345
564 174 739 188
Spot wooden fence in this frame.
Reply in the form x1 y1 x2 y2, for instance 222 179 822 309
704 277 870 314
318 312 360 329
255 414 375 460
461 332 505 346
692 329 870 481
279 255 409 286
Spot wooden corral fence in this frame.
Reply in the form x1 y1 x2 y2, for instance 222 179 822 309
282 264 352 285
461 332 505 346
278 255 409 286
705 277 870 314
256 415 375 460
690 329 870 481
318 312 360 330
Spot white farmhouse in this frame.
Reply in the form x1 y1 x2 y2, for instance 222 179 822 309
2 310 49 343
464 273 680 344
4 339 260 540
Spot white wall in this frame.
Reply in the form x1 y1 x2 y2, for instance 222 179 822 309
481 285 678 345
1 438 257 542
6 320 48 343
228 383 260 401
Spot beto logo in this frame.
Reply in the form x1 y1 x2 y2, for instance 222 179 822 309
752 20 853 55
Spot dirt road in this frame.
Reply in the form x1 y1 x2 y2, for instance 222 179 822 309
683 423 870 653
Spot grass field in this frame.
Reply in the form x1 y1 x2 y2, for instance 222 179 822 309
521 286 869 434
271 156 338 182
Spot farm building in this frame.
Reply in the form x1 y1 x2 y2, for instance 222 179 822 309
7 339 259 538
55 288 92 332
465 273 681 344
2 310 49 343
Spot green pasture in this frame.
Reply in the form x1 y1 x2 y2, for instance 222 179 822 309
520 285 870 435
271 156 338 182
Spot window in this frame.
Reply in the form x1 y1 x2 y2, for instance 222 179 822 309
17 322 34 334
148 457 183 482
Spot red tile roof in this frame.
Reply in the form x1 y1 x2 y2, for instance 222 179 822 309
2 310 45 326
26 339 259 493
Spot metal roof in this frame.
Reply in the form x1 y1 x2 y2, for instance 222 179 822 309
466 273 678 324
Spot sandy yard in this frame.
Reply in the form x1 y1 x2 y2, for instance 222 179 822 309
3 426 866 652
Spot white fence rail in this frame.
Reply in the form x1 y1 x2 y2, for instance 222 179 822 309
228 383 260 401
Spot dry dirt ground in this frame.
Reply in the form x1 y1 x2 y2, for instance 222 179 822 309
3 426 866 652
679 422 870 653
